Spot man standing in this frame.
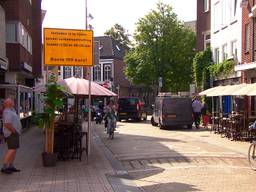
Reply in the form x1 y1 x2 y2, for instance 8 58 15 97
192 96 203 129
1 98 21 174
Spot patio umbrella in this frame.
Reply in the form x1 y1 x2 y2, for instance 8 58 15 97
57 77 117 96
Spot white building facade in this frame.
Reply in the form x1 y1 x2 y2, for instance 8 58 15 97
211 0 242 67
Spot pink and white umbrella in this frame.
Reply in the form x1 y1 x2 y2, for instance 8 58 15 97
57 77 117 96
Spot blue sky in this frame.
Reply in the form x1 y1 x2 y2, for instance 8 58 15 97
42 0 196 36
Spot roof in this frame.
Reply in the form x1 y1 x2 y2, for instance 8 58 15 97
94 36 126 59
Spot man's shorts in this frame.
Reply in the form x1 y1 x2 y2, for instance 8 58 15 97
5 133 20 149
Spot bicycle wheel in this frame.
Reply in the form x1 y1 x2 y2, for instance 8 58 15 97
248 143 256 170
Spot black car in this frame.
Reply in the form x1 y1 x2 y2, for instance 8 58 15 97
117 97 147 121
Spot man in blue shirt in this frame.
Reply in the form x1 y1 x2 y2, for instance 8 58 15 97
1 98 21 174
192 96 203 129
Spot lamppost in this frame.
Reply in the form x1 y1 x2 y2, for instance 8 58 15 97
85 0 92 155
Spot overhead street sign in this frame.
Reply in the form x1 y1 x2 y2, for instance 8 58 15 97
44 28 93 66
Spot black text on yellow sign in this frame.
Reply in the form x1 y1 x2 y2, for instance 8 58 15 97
44 28 93 66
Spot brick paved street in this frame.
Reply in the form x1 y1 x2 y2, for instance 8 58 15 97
0 126 116 192
95 119 256 192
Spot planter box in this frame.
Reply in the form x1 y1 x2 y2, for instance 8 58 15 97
42 152 57 167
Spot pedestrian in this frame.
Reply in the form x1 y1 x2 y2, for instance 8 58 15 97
192 96 203 129
1 98 21 174
104 100 117 137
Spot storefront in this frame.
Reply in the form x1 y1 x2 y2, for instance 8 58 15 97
0 84 33 130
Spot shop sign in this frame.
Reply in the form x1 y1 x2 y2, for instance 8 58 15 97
44 28 93 66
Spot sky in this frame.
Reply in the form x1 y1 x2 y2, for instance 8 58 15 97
41 0 196 36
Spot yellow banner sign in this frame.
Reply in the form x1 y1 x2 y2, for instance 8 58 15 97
44 28 93 66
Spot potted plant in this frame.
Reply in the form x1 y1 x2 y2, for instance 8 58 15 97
35 77 65 166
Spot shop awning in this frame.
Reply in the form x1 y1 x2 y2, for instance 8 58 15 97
206 86 230 97
199 83 256 96
199 86 224 96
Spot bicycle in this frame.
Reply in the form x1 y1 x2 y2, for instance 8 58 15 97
248 125 256 170
248 140 256 170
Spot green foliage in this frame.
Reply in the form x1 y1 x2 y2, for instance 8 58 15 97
208 59 235 77
34 81 65 130
104 23 131 49
124 2 196 92
192 47 212 88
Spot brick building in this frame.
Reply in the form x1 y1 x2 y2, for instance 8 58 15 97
0 0 42 128
196 0 211 51
1 0 42 86
234 0 256 115
60 36 140 98
0 3 8 84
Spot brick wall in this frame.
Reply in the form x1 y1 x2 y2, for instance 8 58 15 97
0 5 5 60
196 0 211 51
2 0 42 79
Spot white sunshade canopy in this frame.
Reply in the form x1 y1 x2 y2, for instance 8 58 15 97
199 86 224 96
199 83 256 97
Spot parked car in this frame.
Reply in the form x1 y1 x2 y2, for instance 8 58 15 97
151 93 193 129
117 97 147 121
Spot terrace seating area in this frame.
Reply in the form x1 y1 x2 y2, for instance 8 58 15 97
210 111 256 142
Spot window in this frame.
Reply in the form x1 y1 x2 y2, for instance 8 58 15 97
64 66 72 79
214 1 221 32
231 40 237 59
204 33 211 50
204 0 209 12
103 64 112 81
6 22 32 54
231 0 238 21
222 44 228 61
73 67 82 77
221 0 229 27
245 23 250 52
93 65 101 81
6 23 17 42
215 48 220 64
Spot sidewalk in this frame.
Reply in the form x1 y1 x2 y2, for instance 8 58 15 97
0 125 139 192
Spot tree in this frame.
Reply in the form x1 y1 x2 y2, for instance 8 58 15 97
104 23 131 49
124 2 196 92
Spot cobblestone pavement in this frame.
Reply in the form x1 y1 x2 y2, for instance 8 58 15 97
95 119 256 192
0 126 115 192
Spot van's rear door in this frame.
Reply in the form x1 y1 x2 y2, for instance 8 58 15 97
163 98 193 123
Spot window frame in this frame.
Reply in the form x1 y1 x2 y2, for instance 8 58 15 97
204 0 209 12
93 65 101 82
103 63 112 81
204 32 211 50
245 23 250 53
215 48 220 64
222 44 228 61
231 40 237 59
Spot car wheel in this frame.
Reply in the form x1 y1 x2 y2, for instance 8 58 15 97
159 119 165 129
151 117 157 126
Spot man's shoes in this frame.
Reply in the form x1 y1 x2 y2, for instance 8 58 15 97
1 168 13 174
8 167 21 172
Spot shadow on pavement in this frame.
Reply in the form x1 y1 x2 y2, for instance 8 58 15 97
141 182 200 192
